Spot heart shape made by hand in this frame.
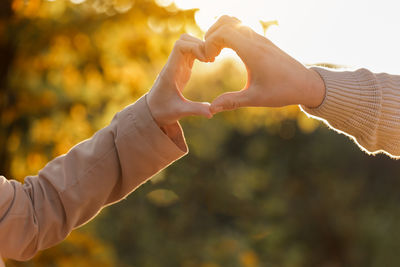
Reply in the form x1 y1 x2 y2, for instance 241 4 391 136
148 15 325 128
203 15 325 115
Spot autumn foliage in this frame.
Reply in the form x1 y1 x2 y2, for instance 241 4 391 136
3 0 400 266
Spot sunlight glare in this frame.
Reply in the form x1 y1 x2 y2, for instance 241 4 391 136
173 0 400 74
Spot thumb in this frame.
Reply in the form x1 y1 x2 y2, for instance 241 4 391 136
210 90 249 114
180 100 213 119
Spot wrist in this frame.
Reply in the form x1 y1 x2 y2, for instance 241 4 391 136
160 123 186 151
304 68 326 108
146 92 165 127
146 91 162 124
146 92 179 130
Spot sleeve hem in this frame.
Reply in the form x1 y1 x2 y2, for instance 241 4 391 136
120 95 188 162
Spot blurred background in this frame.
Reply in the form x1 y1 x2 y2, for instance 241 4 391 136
2 0 400 266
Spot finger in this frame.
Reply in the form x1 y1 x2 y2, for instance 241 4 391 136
204 24 248 61
180 33 203 44
179 100 213 119
205 15 241 40
173 39 207 63
210 90 249 114
179 34 210 62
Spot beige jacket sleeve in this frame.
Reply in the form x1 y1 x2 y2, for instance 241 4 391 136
0 95 187 261
302 67 400 157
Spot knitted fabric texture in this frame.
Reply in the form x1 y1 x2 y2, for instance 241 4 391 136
302 67 400 157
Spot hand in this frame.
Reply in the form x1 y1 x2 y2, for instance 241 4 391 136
204 16 326 114
147 34 213 128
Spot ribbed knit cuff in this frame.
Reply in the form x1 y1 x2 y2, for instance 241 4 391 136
302 67 383 154
373 72 400 156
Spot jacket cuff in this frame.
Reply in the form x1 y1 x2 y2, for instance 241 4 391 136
301 67 382 153
120 95 188 162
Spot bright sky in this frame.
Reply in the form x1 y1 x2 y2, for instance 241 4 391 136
171 0 400 74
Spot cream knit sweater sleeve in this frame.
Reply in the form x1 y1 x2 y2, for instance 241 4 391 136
302 67 400 157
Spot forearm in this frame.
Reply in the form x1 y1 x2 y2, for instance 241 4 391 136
302 67 400 157
0 95 187 260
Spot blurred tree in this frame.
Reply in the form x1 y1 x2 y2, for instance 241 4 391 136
0 0 16 178
7 230 116 266
4 0 400 266
91 61 400 267
1 0 200 180
2 0 201 265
